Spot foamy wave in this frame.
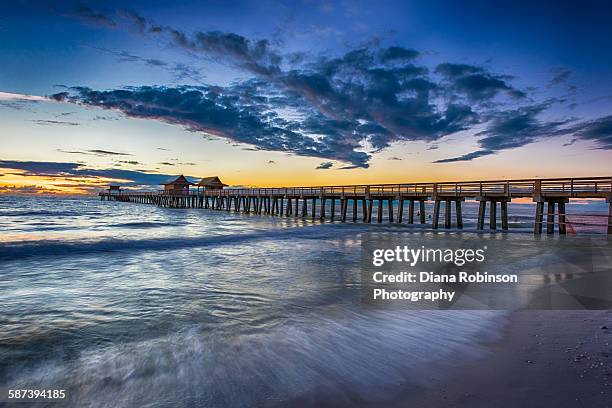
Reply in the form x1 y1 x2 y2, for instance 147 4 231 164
3 309 504 407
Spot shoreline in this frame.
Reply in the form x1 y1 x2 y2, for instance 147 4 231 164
402 310 612 407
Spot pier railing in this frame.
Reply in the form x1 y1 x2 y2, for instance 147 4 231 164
194 176 611 198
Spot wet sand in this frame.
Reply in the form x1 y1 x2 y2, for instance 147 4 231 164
404 310 612 408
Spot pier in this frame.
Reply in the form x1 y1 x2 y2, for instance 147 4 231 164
100 176 612 235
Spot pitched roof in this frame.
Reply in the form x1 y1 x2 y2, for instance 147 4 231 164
196 176 228 186
161 175 194 185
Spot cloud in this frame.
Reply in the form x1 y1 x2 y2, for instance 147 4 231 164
0 159 189 187
435 104 573 162
549 68 572 86
116 160 141 165
94 48 205 83
388 156 402 160
159 162 175 166
58 149 132 156
0 184 59 195
316 161 333 169
0 91 48 101
435 63 525 101
64 4 117 28
50 12 612 165
433 150 495 163
569 115 612 149
31 119 80 126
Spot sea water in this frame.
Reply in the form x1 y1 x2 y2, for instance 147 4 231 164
0 196 608 407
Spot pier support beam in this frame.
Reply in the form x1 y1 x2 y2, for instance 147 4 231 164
432 200 441 229
536 198 569 235
397 199 404 223
534 202 544 234
408 200 415 224
546 201 556 235
455 200 463 229
608 197 612 235
477 197 510 231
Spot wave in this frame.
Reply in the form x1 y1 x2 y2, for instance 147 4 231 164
2 308 504 407
108 221 186 229
0 210 98 217
0 224 360 262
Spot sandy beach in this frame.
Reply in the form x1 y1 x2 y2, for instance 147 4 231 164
404 310 612 408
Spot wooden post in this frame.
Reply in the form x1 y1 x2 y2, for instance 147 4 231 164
377 199 383 223
302 198 307 217
286 198 292 216
362 199 368 221
280 198 284 216
558 200 567 235
501 201 508 231
353 198 358 222
547 201 556 235
320 198 326 219
419 200 426 224
533 201 544 235
432 200 441 229
444 200 451 229
311 198 317 218
330 198 335 220
408 200 414 224
608 199 612 235
388 199 394 222
477 201 486 230
455 200 463 229
490 201 497 230
367 199 373 223
397 199 404 223
341 199 348 222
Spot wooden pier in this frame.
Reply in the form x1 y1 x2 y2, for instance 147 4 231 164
100 176 612 235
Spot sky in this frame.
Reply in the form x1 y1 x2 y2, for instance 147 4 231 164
1 0 611 194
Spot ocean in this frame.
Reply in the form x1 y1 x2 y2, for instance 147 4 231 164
0 195 609 407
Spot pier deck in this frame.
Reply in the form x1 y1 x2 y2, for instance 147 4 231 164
100 176 612 235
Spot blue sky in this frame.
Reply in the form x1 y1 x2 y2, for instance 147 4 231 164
1 0 611 193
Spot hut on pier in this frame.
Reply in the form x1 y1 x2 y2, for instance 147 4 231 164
195 176 227 193
106 185 122 195
162 175 194 195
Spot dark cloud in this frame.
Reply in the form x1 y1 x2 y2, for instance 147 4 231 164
388 156 402 160
31 119 80 126
0 184 59 195
64 4 116 28
316 161 333 169
88 149 131 156
56 11 612 165
436 63 525 101
549 68 572 86
0 159 188 187
95 48 205 83
433 150 495 163
435 104 573 163
563 138 578 147
159 162 175 166
116 160 141 165
570 115 612 149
